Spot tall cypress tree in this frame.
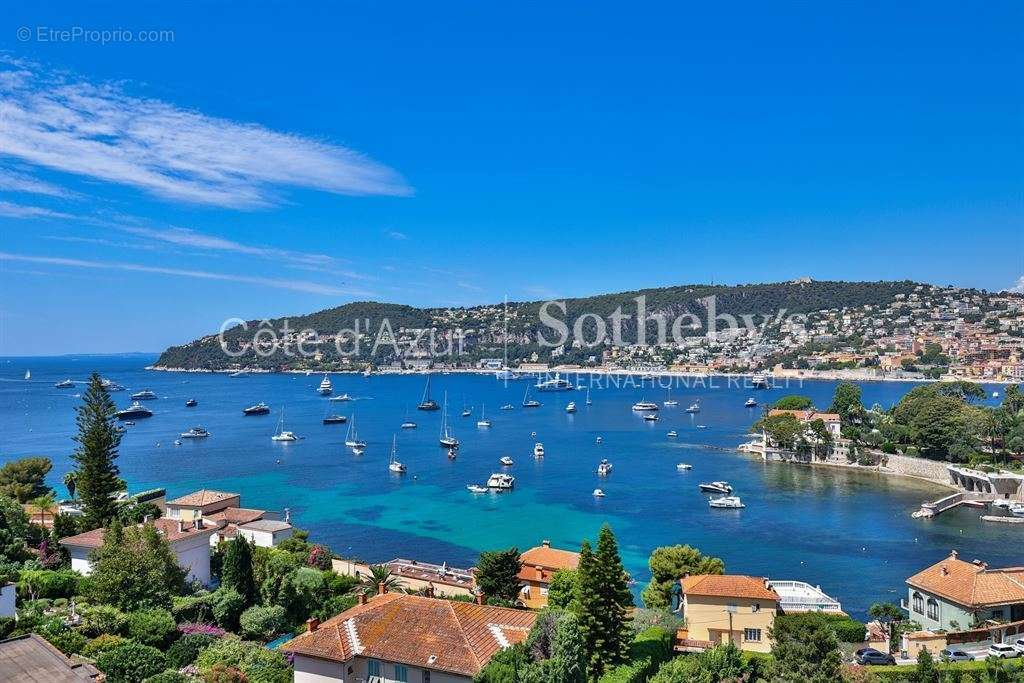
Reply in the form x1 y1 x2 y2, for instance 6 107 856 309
71 373 123 529
576 524 633 679
221 535 256 606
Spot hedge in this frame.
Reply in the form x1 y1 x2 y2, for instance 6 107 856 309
94 642 168 683
600 658 653 683
774 612 866 643
868 658 1024 682
598 627 673 683
17 569 80 599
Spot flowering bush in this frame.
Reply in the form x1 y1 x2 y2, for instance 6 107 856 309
177 622 226 637
306 545 332 570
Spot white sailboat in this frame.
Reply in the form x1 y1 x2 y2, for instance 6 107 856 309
585 387 592 405
345 414 367 449
24 370 30 381
664 387 678 406
476 405 491 428
271 410 298 442
522 386 540 408
439 393 459 448
388 436 406 473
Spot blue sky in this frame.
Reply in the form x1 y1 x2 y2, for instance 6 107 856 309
0 2 1021 355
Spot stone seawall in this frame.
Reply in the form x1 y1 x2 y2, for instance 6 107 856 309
878 453 951 485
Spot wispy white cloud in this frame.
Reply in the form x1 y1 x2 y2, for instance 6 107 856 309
386 230 408 240
0 200 75 220
456 280 484 292
1007 276 1024 294
0 251 374 297
0 59 412 208
0 169 79 198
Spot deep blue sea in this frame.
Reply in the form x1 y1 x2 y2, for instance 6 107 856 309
1 355 1019 620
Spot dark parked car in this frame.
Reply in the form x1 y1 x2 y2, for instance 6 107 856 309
855 648 896 665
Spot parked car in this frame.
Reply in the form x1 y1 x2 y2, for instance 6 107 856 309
855 648 896 665
940 648 972 662
988 643 1020 659
1014 638 1024 655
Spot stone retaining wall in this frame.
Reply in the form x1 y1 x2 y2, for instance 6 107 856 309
878 453 951 484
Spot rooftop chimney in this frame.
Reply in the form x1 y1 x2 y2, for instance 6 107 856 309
542 539 550 548
306 618 320 633
941 565 949 576
950 550 959 559
476 592 485 605
377 581 386 596
177 520 184 533
358 593 368 605
143 514 152 524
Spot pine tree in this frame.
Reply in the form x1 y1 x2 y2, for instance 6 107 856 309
576 525 633 679
221 536 256 606
71 373 123 529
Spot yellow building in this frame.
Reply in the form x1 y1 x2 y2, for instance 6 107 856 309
518 541 580 609
680 574 780 653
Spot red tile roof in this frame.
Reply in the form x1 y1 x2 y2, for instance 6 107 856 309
206 507 266 525
681 575 780 602
59 519 218 549
282 593 536 677
166 489 239 507
518 544 580 582
907 551 1024 608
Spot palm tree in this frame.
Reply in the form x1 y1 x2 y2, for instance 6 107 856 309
353 564 406 596
63 472 78 500
31 492 56 528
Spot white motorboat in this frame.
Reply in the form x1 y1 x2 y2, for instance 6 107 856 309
992 499 1014 509
401 420 417 429
476 405 491 428
632 400 658 411
180 426 210 439
643 413 659 422
352 444 366 455
317 375 333 395
534 442 545 458
467 484 489 494
116 402 153 420
1010 503 1024 518
500 404 515 411
55 379 75 389
388 436 406 473
329 393 352 402
592 488 605 497
667 430 678 438
500 456 514 466
345 415 367 449
752 373 770 389
131 389 157 400
535 373 574 391
173 440 182 446
100 378 125 391
685 401 701 413
596 436 603 444
696 424 707 429
439 393 459 448
565 401 577 413
597 459 612 476
486 473 515 490
272 430 298 442
709 496 745 509
676 463 693 470
745 397 758 408
447 447 458 460
699 481 733 494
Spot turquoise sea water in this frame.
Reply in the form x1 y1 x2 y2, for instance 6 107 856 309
1 354 1019 620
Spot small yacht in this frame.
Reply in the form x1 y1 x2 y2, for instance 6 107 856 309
417 375 440 411
100 378 125 391
476 405 491 428
180 426 210 439
696 424 707 429
744 397 758 408
317 375 333 395
131 389 158 400
632 400 659 411
439 393 460 448
643 413 659 422
500 404 515 411
676 463 693 470
55 379 75 389
447 447 458 460
494 368 519 381
664 388 678 406
565 401 577 413
323 414 348 424
388 436 406 473
345 416 367 449
667 430 678 438
401 419 417 429
699 481 733 494
533 442 545 458
229 370 246 378
352 443 366 455
752 373 770 389
271 412 298 442
592 488 605 498
992 499 1014 509
460 400 472 418
329 393 353 402
173 440 182 446
243 402 270 416
487 473 515 490
185 399 197 407
500 456 514 466
597 459 612 476
116 402 153 420
709 496 745 509
685 401 701 413
467 484 489 494
522 387 541 408
535 374 574 391
585 387 593 405
596 436 603 444
1010 503 1024 517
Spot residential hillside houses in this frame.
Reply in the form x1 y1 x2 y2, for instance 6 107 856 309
517 540 580 609
282 591 537 683
333 558 477 600
676 575 781 654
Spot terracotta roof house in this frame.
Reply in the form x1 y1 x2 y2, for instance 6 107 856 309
165 490 294 548
165 489 241 521
679 575 781 654
59 518 217 585
282 592 536 682
905 550 1024 631
332 558 477 599
767 409 842 436
517 540 580 609
0 634 103 682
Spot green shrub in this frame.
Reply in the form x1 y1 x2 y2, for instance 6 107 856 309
171 592 216 624
0 617 15 640
81 604 129 637
81 634 130 658
629 627 672 666
142 672 191 683
239 604 288 641
166 632 216 669
599 658 652 683
212 588 245 631
774 612 866 644
195 637 291 682
39 624 87 655
17 569 79 599
127 608 178 648
95 642 168 683
313 594 356 622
